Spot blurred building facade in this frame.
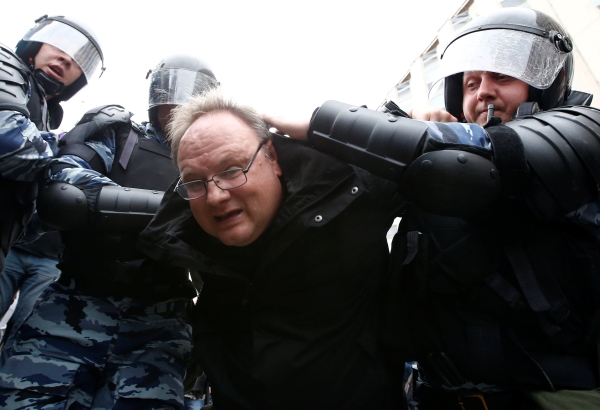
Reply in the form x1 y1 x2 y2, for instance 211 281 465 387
383 0 600 111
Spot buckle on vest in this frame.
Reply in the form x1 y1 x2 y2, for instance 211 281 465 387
458 394 490 410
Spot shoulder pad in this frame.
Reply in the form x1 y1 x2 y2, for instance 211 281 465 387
77 104 132 126
61 104 133 147
506 106 600 212
0 43 30 117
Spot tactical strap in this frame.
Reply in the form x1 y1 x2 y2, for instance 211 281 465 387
503 243 551 313
484 273 523 309
118 128 138 170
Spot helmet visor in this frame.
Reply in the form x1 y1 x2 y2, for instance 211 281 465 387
149 68 218 108
429 29 568 97
23 19 102 82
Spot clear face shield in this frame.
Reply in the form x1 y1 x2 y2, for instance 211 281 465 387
149 68 218 108
23 18 103 82
429 29 568 98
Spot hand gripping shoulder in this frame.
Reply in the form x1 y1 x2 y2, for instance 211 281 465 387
0 43 31 117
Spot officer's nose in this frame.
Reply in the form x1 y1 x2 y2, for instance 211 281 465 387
477 75 497 101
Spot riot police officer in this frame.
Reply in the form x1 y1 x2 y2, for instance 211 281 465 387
0 55 218 409
265 8 600 409
0 14 104 271
0 14 105 358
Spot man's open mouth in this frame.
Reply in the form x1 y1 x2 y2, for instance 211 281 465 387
49 65 63 78
215 210 242 222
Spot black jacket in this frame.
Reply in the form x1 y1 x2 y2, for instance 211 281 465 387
138 136 404 409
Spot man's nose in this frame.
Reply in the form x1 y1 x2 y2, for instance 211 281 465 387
57 52 74 67
205 181 231 205
477 76 496 101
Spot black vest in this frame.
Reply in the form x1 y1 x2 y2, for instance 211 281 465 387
107 124 176 189
58 125 189 300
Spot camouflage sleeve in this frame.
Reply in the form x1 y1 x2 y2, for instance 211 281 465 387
424 121 493 150
0 110 55 181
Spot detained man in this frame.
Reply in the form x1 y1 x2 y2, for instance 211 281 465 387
137 89 404 410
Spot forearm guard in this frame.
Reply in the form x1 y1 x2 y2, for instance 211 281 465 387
37 183 164 232
309 100 500 216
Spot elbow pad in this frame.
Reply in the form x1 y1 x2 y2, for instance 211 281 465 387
397 150 500 216
37 182 90 231
309 100 428 181
37 183 163 232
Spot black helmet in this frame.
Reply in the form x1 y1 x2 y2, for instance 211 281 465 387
147 54 219 125
431 8 574 120
15 14 105 102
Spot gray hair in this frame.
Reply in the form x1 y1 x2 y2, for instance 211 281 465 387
167 88 271 166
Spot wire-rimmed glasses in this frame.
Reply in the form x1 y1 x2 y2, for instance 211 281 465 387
175 143 264 200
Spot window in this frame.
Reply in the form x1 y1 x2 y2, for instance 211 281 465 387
422 50 440 90
396 81 413 112
501 0 529 7
452 11 471 33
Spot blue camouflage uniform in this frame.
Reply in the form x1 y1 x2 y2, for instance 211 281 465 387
0 118 194 409
0 107 115 347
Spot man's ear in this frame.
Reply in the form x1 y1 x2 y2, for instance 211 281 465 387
265 139 282 177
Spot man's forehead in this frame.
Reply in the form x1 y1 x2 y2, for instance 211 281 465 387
180 111 258 152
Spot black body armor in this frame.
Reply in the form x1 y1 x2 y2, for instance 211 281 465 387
307 101 600 397
47 105 192 300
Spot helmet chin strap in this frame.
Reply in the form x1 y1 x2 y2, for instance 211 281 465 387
34 68 65 97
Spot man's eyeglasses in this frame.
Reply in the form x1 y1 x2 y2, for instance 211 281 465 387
175 143 264 201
